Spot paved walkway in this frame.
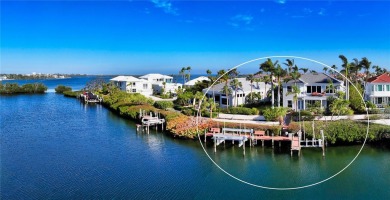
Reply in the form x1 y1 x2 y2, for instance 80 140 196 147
212 118 279 125
147 95 176 101
370 119 390 126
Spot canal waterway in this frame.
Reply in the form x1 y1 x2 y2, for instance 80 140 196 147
1 77 389 199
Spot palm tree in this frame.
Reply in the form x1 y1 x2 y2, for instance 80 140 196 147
246 74 255 104
193 91 204 107
283 59 295 74
220 85 232 109
287 85 300 112
360 57 372 98
186 66 191 81
185 74 190 83
179 67 186 85
349 58 361 84
289 70 301 111
299 68 309 74
218 69 230 111
261 76 271 101
373 65 388 75
230 78 242 107
339 55 351 100
273 64 287 107
162 81 166 94
228 68 239 78
260 58 278 108
323 67 328 74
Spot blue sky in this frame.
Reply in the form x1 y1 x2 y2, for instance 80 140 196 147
1 0 389 75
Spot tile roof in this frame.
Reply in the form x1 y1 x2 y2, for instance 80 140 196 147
110 76 144 82
204 78 270 94
184 76 209 86
367 73 390 83
286 72 342 84
139 73 173 79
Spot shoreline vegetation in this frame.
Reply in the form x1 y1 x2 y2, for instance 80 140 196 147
0 82 47 94
59 82 390 146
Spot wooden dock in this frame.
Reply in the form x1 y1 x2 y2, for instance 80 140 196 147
79 92 103 103
205 127 326 157
137 110 165 134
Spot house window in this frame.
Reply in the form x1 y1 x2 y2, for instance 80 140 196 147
372 85 374 91
132 89 136 93
143 84 148 89
307 86 311 93
221 98 229 105
317 86 321 93
298 100 303 110
288 100 292 108
326 85 334 93
378 85 383 91
307 100 319 106
387 85 390 91
377 97 383 104
215 95 220 102
287 86 292 92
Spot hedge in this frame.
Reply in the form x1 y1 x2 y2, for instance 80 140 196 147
55 85 72 94
154 101 174 110
219 107 259 115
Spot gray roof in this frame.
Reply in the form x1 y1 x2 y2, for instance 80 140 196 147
203 78 270 94
286 73 342 84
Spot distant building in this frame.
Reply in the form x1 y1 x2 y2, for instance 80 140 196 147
365 73 390 107
184 76 209 87
139 73 182 94
110 76 153 96
203 78 271 107
282 73 345 110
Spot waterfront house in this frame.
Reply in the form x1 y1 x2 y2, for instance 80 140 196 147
139 73 182 94
282 73 345 110
365 73 390 107
202 78 271 107
110 76 153 96
184 76 210 87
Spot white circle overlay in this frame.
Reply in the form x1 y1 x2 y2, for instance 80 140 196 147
196 56 370 190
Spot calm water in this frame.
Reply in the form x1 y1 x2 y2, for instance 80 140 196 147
1 78 389 199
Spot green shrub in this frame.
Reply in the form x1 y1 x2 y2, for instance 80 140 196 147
182 108 195 116
154 101 174 110
55 85 72 93
292 110 315 121
219 107 259 115
103 90 154 109
63 90 82 98
365 101 377 109
0 83 47 94
118 105 156 119
366 114 382 120
368 108 381 114
294 120 390 144
263 107 287 121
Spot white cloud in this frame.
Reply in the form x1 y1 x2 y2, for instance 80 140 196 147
318 8 326 16
150 0 178 15
303 8 313 15
275 0 286 4
228 14 254 30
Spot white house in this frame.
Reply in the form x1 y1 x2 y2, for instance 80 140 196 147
282 73 345 110
202 77 271 107
139 73 182 94
184 76 209 87
365 73 390 108
110 76 153 96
